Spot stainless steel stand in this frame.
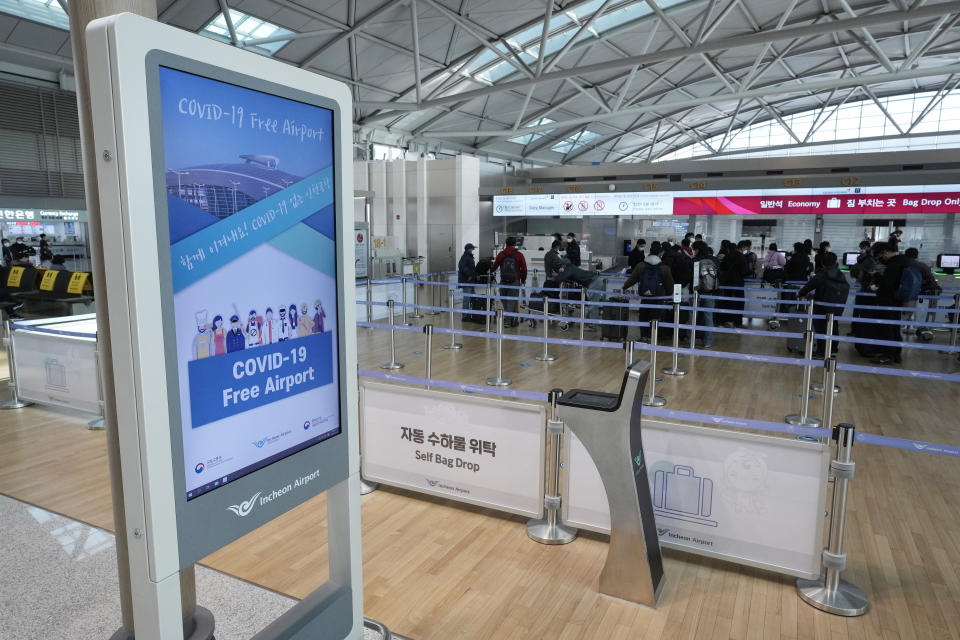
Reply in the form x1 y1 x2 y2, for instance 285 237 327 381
423 324 433 389
409 275 424 319
526 389 577 545
359 477 379 495
579 286 587 340
1 320 31 409
662 301 687 376
442 287 462 350
427 273 442 316
379 300 405 370
399 275 412 326
797 423 869 616
366 277 373 324
642 320 666 407
485 282 492 333
535 296 555 362
787 301 820 426
624 339 634 369
940 293 960 354
811 312 840 394
689 291 699 350
486 309 512 387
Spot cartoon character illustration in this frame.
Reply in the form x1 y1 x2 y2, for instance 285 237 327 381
211 314 227 356
720 447 768 514
245 310 263 348
277 306 291 342
288 304 298 338
226 314 246 353
263 308 277 344
298 303 312 337
193 310 212 360
312 300 326 333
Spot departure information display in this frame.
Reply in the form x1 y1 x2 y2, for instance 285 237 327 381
494 185 960 216
159 67 342 500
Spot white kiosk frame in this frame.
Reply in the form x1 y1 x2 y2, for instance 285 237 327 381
85 14 361 640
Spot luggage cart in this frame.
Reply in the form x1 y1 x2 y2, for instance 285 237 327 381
522 287 570 332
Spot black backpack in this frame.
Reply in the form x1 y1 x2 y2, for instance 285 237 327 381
500 253 520 283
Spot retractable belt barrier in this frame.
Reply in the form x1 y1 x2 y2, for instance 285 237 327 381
357 369 960 458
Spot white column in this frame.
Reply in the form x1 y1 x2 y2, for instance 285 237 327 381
388 159 407 256
415 156 429 273
456 155 481 255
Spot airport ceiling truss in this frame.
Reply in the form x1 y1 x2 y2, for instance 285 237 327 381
2 0 960 165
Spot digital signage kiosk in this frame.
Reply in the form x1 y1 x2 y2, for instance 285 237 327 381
85 13 361 640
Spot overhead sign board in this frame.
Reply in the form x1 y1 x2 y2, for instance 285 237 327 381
494 184 960 216
563 419 830 578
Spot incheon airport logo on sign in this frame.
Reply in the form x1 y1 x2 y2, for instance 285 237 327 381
195 462 205 474
226 492 263 518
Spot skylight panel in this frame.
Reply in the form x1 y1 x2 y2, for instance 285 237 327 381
551 129 599 154
0 0 69 30
201 9 293 55
507 118 556 145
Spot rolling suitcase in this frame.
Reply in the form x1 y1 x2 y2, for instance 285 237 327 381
851 293 883 357
786 314 805 353
601 296 629 341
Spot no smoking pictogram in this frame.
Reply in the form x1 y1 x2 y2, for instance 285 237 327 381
578 201 589 211
594 200 605 211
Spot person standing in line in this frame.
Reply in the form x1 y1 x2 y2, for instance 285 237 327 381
1 239 11 268
762 242 786 283
565 232 582 267
555 258 605 332
798 252 849 357
458 243 479 322
628 239 646 270
719 242 747 326
692 241 718 348
543 240 563 281
871 242 910 364
622 241 674 341
491 237 527 328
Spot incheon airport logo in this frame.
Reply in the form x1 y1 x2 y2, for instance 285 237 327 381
304 420 311 430
226 492 263 518
194 462 205 474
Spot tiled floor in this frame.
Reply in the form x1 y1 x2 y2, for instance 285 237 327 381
0 493 382 639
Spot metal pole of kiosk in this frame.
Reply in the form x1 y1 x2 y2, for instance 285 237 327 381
663 301 686 376
536 296 555 362
443 286 462 350
689 291 699 350
486 309 511 387
811 312 840 394
642 320 666 407
410 274 424 320
423 324 433 389
0 319 31 409
787 300 821 426
380 300 405 370
526 389 577 544
796 423 869 616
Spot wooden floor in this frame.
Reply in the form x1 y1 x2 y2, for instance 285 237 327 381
1 315 959 640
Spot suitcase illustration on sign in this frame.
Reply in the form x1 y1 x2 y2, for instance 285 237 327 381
653 465 718 527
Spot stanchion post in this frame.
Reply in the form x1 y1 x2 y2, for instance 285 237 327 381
485 281 492 333
379 300 405 370
624 339 634 369
642 320 666 407
428 273 441 316
443 287 463 350
797 423 869 616
811 313 840 394
944 293 960 353
486 309 511 387
819 357 837 434
410 274 424 320
365 277 373 324
536 296 555 362
399 275 412 326
689 291 699 350
0 320 31 409
423 324 433 389
579 287 586 341
663 301 687 376
526 389 577 545
786 326 821 426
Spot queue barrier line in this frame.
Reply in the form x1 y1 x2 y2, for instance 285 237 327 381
661 322 803 339
357 369 960 458
833 315 960 329
815 333 960 353
632 340 820 368
679 306 826 320
457 290 674 310
8 322 96 339
835 361 960 383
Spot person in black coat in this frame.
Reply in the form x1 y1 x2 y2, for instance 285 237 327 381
627 239 646 270
458 243 477 285
871 242 910 364
719 244 747 326
798 252 850 356
565 233 581 267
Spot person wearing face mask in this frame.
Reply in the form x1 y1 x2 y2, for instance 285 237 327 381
1 239 11 267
